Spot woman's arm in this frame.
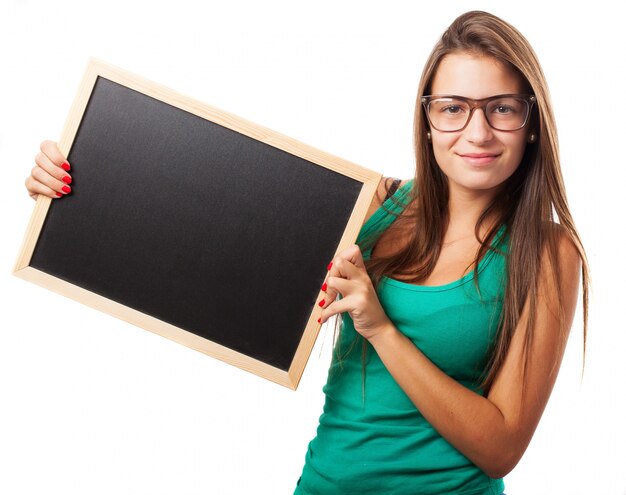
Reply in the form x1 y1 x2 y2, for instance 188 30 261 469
320 232 581 479
367 233 581 478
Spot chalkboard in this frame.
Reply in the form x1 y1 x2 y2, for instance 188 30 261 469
14 59 381 389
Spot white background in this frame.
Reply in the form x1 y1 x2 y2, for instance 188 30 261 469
1 1 624 494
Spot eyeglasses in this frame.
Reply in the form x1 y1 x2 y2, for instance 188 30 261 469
421 94 536 132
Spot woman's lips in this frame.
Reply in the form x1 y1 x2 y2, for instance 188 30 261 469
458 152 501 165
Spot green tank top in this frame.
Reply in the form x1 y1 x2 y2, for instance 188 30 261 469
295 180 507 495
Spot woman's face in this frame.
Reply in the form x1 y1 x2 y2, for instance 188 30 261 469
428 52 531 198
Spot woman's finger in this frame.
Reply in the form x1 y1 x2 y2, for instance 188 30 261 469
30 141 72 199
331 255 367 282
31 163 72 198
325 276 354 298
335 244 366 270
318 275 353 313
319 296 353 324
35 150 71 184
319 246 369 312
320 259 358 308
40 140 70 169
25 174 61 200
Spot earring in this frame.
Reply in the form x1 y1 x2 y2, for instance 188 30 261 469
426 132 432 141
528 133 537 143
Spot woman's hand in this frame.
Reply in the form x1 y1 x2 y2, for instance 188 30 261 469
25 140 72 200
318 244 393 341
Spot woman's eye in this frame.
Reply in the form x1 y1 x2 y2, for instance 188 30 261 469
493 104 515 114
442 105 464 114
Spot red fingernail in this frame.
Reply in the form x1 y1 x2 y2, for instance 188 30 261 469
62 175 72 184
321 282 328 292
56 192 63 197
318 299 325 308
317 318 321 324
62 185 71 193
61 161 71 171
327 262 333 271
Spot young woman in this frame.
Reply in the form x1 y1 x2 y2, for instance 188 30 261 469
26 11 588 495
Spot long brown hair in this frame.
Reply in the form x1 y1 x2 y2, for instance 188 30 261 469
361 11 589 392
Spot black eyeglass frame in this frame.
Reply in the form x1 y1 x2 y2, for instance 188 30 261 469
421 94 537 132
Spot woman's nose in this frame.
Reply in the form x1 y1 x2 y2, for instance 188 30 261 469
464 108 494 143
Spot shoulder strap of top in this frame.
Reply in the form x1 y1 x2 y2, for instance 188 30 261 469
384 178 401 202
358 179 414 257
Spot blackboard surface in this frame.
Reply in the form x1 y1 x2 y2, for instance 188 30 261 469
16 60 380 388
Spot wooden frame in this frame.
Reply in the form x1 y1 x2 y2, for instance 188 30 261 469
13 59 381 390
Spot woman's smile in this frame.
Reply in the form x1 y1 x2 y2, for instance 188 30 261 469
456 152 502 166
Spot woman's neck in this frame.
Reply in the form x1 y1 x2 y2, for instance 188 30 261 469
446 185 501 241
